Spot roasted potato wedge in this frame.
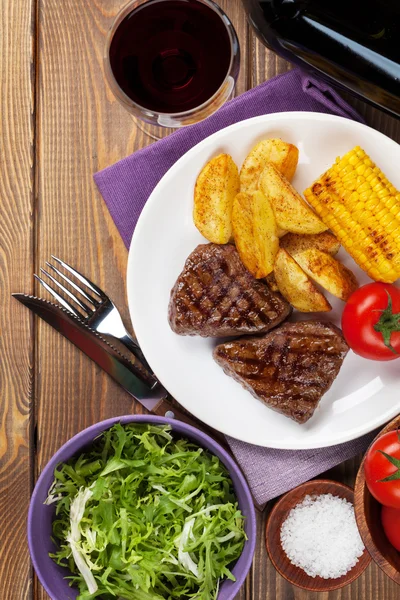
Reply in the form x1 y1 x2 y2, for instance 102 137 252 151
259 164 328 234
274 249 331 312
232 190 278 278
240 139 299 193
292 248 358 301
193 153 240 244
281 231 341 256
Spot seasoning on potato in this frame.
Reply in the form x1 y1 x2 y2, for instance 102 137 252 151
274 248 331 312
290 248 358 301
232 190 278 278
193 153 239 244
280 231 341 257
240 138 299 193
259 163 327 234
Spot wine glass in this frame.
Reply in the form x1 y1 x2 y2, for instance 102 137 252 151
104 0 240 140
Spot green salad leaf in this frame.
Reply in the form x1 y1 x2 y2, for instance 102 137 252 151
46 423 246 599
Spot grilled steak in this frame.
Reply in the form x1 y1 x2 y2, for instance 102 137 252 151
168 243 291 337
213 321 349 424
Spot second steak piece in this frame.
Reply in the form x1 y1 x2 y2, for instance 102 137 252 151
213 321 349 424
168 243 291 337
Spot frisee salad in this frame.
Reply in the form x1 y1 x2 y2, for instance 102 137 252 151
46 423 246 599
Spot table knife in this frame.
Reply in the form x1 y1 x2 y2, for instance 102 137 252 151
12 294 195 423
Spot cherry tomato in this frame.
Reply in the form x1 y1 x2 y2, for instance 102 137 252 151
364 431 400 508
342 282 400 360
381 505 400 551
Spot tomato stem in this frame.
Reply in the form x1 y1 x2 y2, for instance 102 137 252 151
373 291 400 354
378 450 400 482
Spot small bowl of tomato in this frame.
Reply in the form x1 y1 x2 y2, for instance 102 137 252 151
354 414 400 585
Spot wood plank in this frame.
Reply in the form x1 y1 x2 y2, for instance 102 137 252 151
250 31 292 87
33 1 400 599
0 0 35 598
35 0 149 467
218 0 249 95
34 1 249 598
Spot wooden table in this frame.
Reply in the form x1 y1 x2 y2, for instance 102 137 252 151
2 1 400 598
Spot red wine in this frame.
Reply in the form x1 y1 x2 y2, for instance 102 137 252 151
109 0 233 114
242 0 400 118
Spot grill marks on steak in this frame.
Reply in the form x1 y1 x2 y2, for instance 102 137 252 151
213 321 349 424
168 244 291 337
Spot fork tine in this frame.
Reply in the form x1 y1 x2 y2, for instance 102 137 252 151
34 274 81 317
40 268 93 316
51 255 105 298
45 262 98 306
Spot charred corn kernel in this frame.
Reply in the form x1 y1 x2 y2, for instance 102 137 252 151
304 146 400 283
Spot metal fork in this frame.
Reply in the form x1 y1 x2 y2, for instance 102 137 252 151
34 256 151 371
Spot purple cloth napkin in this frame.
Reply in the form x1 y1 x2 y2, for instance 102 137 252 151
95 69 375 506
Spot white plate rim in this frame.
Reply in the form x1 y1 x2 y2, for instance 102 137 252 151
127 111 400 449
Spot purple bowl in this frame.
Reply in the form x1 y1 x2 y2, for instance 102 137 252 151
28 415 256 600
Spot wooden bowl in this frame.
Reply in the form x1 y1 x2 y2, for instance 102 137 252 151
265 479 371 591
354 414 400 585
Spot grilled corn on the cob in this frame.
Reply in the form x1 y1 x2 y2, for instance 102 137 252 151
304 146 400 283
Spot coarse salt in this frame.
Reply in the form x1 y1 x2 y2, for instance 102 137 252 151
280 493 364 579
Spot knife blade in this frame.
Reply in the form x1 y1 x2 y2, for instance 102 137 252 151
13 294 167 411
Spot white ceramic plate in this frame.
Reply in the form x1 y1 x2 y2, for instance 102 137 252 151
127 112 400 449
